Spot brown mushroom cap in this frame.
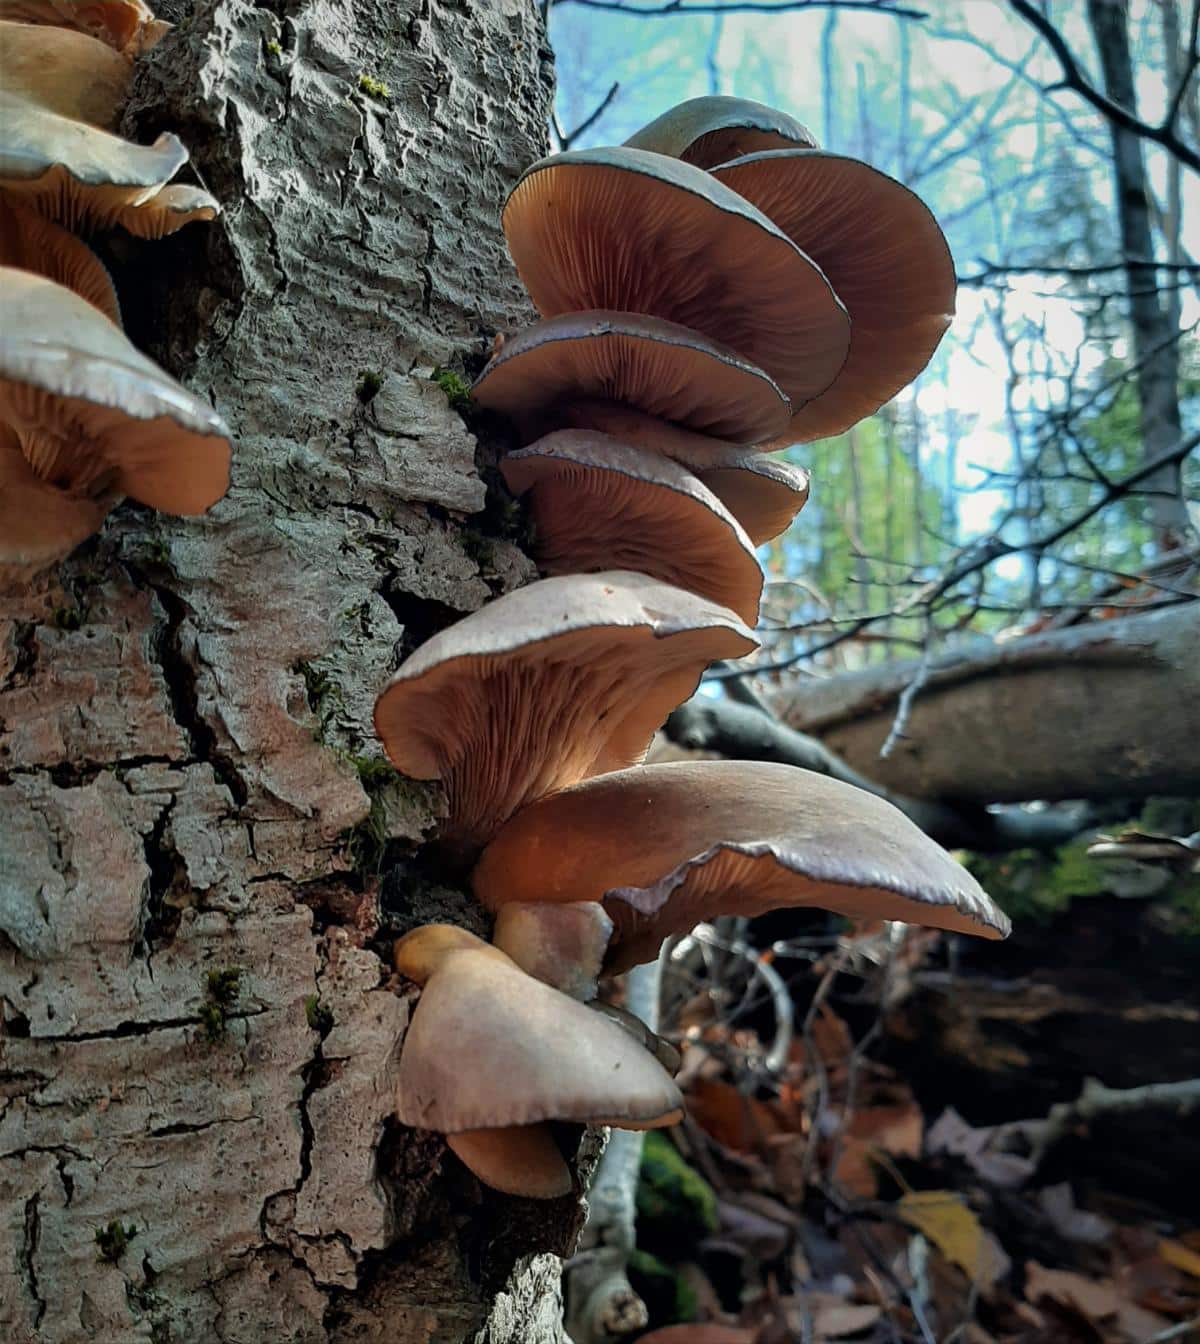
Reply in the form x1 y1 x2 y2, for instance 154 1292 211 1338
557 400 765 467
0 20 132 128
491 900 614 1001
690 454 811 547
625 94 818 168
0 0 167 54
1 268 231 515
500 431 764 625
393 925 683 1133
472 310 790 444
373 571 757 851
0 422 110 581
0 198 120 323
473 760 1010 973
445 1126 572 1199
503 146 850 407
712 151 956 442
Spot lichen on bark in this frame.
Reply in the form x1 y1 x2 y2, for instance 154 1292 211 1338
0 1 564 1339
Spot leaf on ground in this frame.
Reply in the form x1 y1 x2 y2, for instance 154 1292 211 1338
687 1076 785 1152
1159 1238 1200 1280
812 1302 882 1339
899 1191 1008 1289
1038 1182 1112 1246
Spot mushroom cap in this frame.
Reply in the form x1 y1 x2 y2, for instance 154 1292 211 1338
114 183 221 239
0 197 120 323
500 431 764 625
503 146 850 407
472 310 791 444
691 454 811 547
635 1327 756 1344
557 400 764 468
711 150 956 441
491 900 614 1001
1 268 231 514
445 1125 572 1199
373 571 757 850
394 926 683 1133
0 0 166 54
0 422 111 578
625 94 818 168
473 760 1011 973
0 89 213 234
0 20 132 128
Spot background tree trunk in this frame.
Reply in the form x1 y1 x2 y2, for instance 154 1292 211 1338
0 2 568 1340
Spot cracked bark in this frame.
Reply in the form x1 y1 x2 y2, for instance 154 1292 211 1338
0 1 565 1340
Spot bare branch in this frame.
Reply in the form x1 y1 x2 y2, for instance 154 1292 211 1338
554 0 928 17
552 80 621 149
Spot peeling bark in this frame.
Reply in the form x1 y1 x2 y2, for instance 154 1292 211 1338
0 1 567 1339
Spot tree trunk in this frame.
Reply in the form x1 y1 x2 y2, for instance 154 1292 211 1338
1086 0 1192 550
0 2 569 1340
768 602 1200 803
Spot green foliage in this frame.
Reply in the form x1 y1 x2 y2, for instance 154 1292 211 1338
357 72 390 102
432 367 472 411
637 1130 718 1243
967 841 1102 924
265 38 282 56
95 1221 137 1263
52 606 82 632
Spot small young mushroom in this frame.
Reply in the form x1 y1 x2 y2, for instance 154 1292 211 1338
0 0 169 55
372 571 757 851
472 310 791 445
393 926 683 1198
503 146 850 409
624 94 818 167
0 269 231 572
1 197 120 322
491 900 614 1000
473 760 1010 974
499 432 764 624
711 150 956 442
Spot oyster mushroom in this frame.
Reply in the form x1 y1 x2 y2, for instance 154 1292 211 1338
500 432 764 624
624 93 818 167
503 146 850 408
372 571 756 851
0 197 120 321
0 0 169 54
474 760 1010 973
393 926 683 1198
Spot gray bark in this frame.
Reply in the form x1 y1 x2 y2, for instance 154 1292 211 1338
767 602 1200 804
0 2 569 1340
1086 0 1192 550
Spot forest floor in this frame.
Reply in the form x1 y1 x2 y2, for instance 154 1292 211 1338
625 895 1200 1344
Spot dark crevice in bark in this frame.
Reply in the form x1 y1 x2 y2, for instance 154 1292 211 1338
21 1193 45 1327
28 1008 266 1045
141 577 249 809
139 793 187 954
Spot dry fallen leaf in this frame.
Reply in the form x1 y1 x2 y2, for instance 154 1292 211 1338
899 1191 1008 1289
812 1302 881 1339
1160 1238 1200 1281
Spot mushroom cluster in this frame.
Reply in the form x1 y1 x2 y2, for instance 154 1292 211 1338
0 4 229 585
378 96 1008 1198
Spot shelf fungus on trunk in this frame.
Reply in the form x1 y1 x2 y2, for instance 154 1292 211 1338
683 452 811 547
473 760 1011 975
499 431 764 625
503 145 850 409
0 269 232 577
710 150 956 443
472 309 791 445
624 94 818 168
0 18 218 234
0 0 169 55
393 926 683 1199
372 570 757 853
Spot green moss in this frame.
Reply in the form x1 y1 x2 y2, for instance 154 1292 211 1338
432 367 472 411
201 968 241 1043
266 37 282 56
357 72 390 102
304 994 334 1034
95 1221 137 1264
627 1248 698 1326
459 529 495 569
637 1131 718 1244
356 369 383 403
52 606 82 632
